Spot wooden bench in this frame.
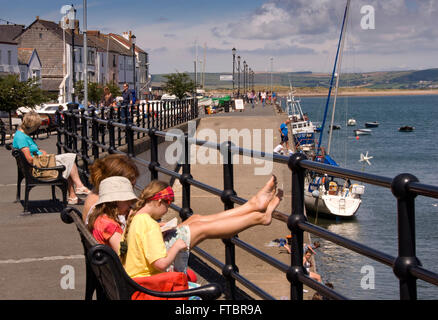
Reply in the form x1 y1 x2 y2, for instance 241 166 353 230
6 144 68 212
61 206 222 300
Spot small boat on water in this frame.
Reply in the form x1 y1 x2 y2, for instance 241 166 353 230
347 119 356 126
399 126 415 132
365 121 379 128
328 124 341 131
354 128 372 136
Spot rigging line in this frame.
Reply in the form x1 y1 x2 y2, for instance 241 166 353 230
316 0 350 157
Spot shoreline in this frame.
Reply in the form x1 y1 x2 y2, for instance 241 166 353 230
208 89 438 98
288 89 438 98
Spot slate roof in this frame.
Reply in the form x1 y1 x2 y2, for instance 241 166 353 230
0 24 25 43
17 48 34 65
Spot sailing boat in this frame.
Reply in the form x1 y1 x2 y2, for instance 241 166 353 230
286 82 317 155
304 0 365 218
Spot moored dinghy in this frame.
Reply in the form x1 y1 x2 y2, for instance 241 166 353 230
399 126 414 132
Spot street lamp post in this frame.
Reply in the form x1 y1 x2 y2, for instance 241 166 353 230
131 34 136 102
243 60 246 98
232 48 236 98
237 56 241 98
70 5 77 103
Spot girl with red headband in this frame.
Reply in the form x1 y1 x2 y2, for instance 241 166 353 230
119 176 282 280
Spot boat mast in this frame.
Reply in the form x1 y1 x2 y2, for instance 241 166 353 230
327 0 350 155
316 0 350 156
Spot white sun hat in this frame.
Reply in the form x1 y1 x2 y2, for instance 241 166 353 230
96 176 138 205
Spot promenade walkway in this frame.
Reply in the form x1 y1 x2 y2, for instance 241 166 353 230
0 101 317 300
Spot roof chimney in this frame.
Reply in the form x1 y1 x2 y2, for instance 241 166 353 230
36 16 40 20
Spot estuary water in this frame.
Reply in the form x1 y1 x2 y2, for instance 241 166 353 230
282 94 438 299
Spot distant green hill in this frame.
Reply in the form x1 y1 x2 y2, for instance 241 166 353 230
152 69 438 90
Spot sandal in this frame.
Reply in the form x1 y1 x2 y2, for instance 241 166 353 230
75 186 91 195
68 197 79 205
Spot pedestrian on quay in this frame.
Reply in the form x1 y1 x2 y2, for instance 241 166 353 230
102 86 115 108
274 119 291 155
261 91 266 108
121 83 133 124
250 90 256 109
12 111 90 204
303 249 322 283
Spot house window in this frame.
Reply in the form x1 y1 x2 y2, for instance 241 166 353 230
87 51 95 65
8 50 12 65
32 69 40 79
0 50 2 64
113 54 116 67
39 33 43 40
101 55 104 67
78 72 82 81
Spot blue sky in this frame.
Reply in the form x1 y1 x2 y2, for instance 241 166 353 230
2 0 437 74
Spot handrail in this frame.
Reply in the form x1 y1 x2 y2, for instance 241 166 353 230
56 101 438 300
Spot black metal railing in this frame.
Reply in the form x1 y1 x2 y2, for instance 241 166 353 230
56 100 198 179
56 104 438 300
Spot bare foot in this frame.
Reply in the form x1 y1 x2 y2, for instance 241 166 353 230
261 189 283 226
247 175 277 212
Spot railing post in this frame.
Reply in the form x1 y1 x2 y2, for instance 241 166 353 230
391 173 422 300
108 107 116 154
148 127 159 180
179 134 193 221
287 152 308 300
125 122 134 158
117 106 122 146
221 140 238 300
91 108 99 160
80 108 88 161
55 110 62 154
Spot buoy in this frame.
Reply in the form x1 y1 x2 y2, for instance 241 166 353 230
356 136 359 140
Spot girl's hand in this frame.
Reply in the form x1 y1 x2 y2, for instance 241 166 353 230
175 239 189 252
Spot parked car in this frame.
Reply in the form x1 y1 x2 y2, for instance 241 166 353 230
36 103 68 115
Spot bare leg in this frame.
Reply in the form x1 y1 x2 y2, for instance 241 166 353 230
180 175 277 226
69 163 86 189
68 177 77 199
187 189 282 248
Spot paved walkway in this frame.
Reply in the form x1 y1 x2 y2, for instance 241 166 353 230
0 101 317 300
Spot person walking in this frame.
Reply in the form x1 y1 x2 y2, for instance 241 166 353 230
121 83 133 124
261 91 266 108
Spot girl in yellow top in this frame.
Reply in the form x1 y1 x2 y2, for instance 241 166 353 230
120 176 282 279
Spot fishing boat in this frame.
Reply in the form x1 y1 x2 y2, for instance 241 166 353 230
304 0 364 219
354 128 372 136
365 121 379 128
399 126 414 132
347 119 356 126
286 84 317 155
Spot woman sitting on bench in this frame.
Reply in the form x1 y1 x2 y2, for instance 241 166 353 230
119 176 282 278
83 154 139 225
12 111 90 204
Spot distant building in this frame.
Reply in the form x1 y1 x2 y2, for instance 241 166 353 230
0 24 24 77
110 31 149 100
18 48 42 83
13 17 148 103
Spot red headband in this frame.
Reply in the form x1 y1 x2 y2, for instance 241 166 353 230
147 186 174 202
